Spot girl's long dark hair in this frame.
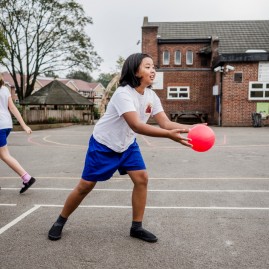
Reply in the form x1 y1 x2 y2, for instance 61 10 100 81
0 77 4 87
119 53 152 88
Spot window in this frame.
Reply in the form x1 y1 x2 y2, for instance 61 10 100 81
167 86 190 100
163 50 170 65
174 50 181 65
234 73 243 83
186 50 193 65
249 82 269 100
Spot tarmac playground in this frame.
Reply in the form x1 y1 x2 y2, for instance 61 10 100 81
0 125 269 269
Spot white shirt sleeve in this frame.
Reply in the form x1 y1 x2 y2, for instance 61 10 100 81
151 91 164 116
111 91 136 116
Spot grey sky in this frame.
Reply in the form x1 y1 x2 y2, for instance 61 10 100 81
78 0 269 78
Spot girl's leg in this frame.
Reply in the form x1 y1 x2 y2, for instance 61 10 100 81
128 170 157 243
48 179 96 240
0 145 27 176
0 145 36 193
128 170 148 221
61 179 96 218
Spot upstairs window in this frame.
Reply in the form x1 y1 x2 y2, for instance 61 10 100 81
167 86 190 100
163 50 170 65
186 50 193 65
174 50 181 65
249 82 269 100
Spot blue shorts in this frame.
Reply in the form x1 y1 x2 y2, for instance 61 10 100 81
0 128 12 147
81 135 146 182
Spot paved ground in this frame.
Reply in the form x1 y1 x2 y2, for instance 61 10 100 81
0 125 269 269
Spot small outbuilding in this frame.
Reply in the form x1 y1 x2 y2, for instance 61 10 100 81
20 80 94 124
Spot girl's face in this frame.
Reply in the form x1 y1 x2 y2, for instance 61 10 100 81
136 57 156 87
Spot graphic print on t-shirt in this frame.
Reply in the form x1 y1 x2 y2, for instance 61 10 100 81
145 102 153 114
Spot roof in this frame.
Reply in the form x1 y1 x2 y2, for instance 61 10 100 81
1 72 104 93
20 80 93 105
36 78 101 92
143 18 269 54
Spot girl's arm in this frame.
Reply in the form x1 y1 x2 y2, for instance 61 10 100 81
8 97 32 134
153 111 193 130
123 111 192 148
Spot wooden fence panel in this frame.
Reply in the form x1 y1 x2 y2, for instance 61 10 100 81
24 110 93 124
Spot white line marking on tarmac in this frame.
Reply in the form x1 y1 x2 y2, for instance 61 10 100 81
2 187 269 193
0 205 40 235
0 176 267 180
37 204 269 210
0 204 16 206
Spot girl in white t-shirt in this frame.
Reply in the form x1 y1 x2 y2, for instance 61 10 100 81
48 53 193 243
0 75 36 193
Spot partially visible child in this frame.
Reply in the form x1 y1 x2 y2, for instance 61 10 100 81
48 53 193 243
0 74 36 193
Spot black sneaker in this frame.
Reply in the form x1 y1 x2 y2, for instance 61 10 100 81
130 227 158 243
48 222 64 241
20 177 36 194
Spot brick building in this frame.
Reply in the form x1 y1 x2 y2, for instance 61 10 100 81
142 17 269 126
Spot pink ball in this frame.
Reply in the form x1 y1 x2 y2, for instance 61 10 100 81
187 125 215 152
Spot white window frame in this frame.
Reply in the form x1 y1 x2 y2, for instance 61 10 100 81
186 50 193 65
174 50 181 65
249 82 269 100
167 86 190 100
163 50 170 65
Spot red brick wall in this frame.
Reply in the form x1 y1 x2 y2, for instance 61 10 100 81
142 26 158 65
142 26 267 126
156 71 215 121
221 63 257 126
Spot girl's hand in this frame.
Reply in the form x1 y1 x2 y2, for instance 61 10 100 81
23 125 32 134
168 129 192 148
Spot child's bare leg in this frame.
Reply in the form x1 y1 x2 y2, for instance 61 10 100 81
61 179 96 218
48 179 96 240
128 170 148 221
128 170 158 243
0 145 36 193
0 145 26 176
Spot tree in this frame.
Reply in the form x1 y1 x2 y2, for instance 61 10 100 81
97 73 114 89
44 70 59 78
97 56 125 88
0 29 8 62
0 0 102 100
66 70 93 82
115 56 125 73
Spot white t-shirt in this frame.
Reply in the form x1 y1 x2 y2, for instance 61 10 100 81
93 85 164 152
0 86 13 129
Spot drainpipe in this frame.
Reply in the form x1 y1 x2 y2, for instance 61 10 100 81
219 71 223 126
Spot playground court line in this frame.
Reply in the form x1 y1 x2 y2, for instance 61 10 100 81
1 204 269 236
1 187 269 193
1 176 269 180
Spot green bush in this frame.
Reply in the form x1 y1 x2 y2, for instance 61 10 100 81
71 116 80 123
47 117 57 124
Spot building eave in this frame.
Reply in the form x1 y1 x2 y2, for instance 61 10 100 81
213 52 269 67
157 38 211 44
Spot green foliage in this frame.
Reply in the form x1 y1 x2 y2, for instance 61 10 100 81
47 117 57 124
94 107 100 119
0 29 8 61
70 116 79 123
97 73 115 88
44 71 59 78
66 70 93 82
115 56 125 72
0 0 102 100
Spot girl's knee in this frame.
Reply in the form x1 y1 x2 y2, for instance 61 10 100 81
131 171 148 186
76 180 96 195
